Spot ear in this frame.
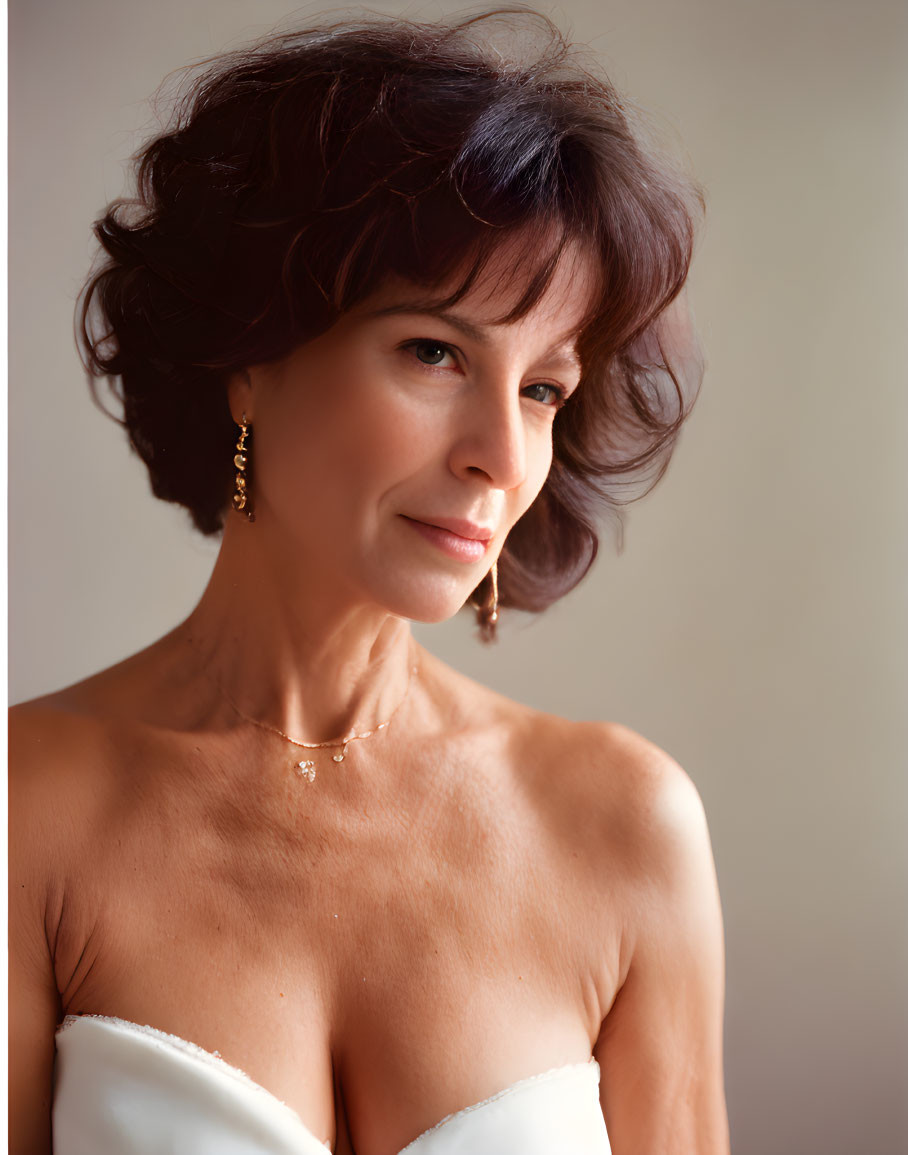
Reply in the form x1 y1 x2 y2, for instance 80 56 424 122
226 368 255 426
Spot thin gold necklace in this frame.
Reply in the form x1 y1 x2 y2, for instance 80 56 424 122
202 643 419 781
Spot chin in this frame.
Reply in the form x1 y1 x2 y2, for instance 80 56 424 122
405 603 471 627
372 576 478 626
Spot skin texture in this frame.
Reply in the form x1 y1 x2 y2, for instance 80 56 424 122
9 237 729 1155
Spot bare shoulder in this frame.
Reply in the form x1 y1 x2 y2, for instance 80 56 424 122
412 646 704 795
9 694 119 880
9 689 115 778
8 701 80 966
504 710 720 946
11 695 93 797
532 718 729 1149
8 627 192 818
558 718 718 910
570 718 710 847
507 707 708 844
417 645 706 837
573 722 729 1150
8 693 127 1155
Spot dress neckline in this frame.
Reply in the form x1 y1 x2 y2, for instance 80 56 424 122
56 1012 599 1155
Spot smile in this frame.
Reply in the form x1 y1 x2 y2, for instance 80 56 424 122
400 516 492 562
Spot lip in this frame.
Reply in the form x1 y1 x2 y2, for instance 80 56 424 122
404 515 495 541
400 515 494 562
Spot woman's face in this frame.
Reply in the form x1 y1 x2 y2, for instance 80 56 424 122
236 237 597 623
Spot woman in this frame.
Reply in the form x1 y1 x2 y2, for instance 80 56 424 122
10 8 729 1154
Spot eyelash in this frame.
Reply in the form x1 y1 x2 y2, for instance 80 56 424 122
400 339 570 409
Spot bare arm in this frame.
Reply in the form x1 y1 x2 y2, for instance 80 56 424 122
9 707 64 1155
594 740 730 1154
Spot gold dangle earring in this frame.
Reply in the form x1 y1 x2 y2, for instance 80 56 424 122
232 412 255 523
474 559 499 642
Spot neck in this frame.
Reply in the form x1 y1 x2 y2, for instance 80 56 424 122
175 516 417 745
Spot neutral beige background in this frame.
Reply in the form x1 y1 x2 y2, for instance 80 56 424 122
9 1 907 1151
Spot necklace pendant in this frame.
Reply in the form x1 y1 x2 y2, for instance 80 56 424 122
296 759 316 782
332 753 344 763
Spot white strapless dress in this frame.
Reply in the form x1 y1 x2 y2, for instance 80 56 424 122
53 1015 612 1154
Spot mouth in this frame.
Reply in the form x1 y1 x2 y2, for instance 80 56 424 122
400 515 493 563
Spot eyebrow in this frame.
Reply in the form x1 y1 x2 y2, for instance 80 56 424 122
363 303 583 371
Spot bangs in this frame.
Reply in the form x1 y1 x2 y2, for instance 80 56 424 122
334 211 600 336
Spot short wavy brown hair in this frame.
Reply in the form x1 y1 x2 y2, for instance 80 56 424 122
78 6 705 633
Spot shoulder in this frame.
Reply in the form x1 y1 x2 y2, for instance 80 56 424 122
577 719 712 867
8 632 184 794
415 648 707 840
9 695 95 802
9 696 120 886
567 716 698 799
519 712 708 849
8 696 123 1153
518 715 720 948
419 646 706 841
561 722 726 1046
575 724 729 1149
10 693 144 1009
9 690 116 779
566 719 718 914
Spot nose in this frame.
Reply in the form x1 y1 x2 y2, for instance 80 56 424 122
447 379 529 492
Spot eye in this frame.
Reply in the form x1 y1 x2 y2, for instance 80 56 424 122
523 382 569 408
402 339 458 368
399 338 571 409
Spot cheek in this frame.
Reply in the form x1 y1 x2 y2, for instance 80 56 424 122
344 396 430 461
256 355 436 516
515 435 555 518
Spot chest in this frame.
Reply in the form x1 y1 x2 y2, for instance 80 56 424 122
52 735 621 1154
